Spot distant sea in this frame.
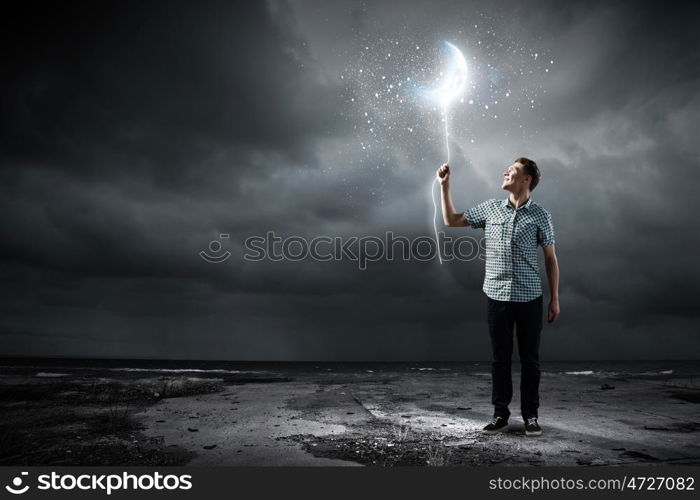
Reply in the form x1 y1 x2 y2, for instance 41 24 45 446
0 358 698 380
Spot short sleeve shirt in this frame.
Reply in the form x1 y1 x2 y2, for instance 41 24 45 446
464 198 555 302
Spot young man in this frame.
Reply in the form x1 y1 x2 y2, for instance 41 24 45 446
437 158 560 437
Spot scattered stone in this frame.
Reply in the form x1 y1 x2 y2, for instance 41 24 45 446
203 444 217 450
600 384 615 390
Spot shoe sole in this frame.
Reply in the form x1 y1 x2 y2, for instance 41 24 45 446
525 429 542 436
482 425 509 435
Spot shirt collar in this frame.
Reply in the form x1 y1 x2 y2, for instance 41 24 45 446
502 197 533 211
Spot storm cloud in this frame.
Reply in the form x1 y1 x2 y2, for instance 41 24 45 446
1 0 699 360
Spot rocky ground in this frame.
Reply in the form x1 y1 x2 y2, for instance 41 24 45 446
1 361 699 466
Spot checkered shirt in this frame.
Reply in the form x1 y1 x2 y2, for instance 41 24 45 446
463 197 555 302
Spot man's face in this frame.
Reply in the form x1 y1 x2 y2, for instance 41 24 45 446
501 162 528 191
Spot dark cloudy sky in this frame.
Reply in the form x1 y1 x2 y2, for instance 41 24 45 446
1 0 699 360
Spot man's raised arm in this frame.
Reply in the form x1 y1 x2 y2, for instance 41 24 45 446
437 163 468 227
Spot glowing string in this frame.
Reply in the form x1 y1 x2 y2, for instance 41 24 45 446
432 102 450 264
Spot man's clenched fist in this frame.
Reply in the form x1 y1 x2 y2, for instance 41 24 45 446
436 163 450 185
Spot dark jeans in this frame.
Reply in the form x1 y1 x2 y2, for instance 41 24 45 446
486 294 543 421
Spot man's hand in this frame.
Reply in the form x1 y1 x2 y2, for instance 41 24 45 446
547 298 560 323
438 163 467 227
436 163 450 186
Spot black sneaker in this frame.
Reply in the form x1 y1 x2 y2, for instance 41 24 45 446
482 416 509 435
524 417 542 436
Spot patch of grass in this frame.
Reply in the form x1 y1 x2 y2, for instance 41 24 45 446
88 400 140 434
0 382 69 402
152 377 224 399
391 424 411 443
425 439 453 466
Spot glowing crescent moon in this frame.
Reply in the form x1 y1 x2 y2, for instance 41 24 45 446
423 41 468 107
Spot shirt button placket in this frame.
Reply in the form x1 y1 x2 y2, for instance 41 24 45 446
507 210 517 297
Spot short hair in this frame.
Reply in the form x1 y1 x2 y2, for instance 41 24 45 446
515 157 540 191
